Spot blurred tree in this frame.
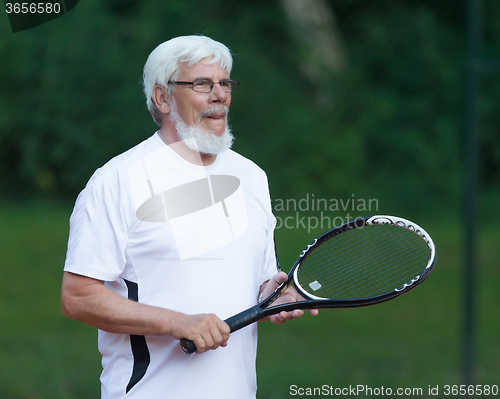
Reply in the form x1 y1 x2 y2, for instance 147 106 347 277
280 0 346 109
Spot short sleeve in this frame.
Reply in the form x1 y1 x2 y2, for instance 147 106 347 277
64 168 132 281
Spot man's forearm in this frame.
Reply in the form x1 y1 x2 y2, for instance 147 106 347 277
61 272 231 353
61 272 175 335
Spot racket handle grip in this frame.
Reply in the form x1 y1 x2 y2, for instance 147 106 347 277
180 305 264 354
225 305 264 333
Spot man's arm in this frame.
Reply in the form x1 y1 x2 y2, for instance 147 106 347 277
61 272 230 353
258 272 319 325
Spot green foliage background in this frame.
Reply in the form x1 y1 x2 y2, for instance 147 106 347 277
0 0 499 398
1 0 498 213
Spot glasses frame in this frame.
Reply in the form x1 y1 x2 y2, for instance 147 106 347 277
167 78 239 93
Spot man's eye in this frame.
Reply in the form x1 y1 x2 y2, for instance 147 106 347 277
194 80 210 88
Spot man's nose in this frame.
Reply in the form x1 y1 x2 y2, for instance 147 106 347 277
210 82 228 102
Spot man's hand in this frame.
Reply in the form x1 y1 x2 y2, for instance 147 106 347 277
168 313 230 354
259 272 319 325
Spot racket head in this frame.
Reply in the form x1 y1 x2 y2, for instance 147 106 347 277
289 215 436 307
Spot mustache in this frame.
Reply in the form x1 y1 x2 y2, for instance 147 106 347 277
199 105 229 119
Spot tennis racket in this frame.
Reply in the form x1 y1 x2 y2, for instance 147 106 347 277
180 215 436 354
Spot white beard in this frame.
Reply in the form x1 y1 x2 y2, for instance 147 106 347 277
168 100 234 155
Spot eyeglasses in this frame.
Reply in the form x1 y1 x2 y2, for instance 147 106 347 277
167 78 239 93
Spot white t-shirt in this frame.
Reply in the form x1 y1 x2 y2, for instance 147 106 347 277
64 132 278 399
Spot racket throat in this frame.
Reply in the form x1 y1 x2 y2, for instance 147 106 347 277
261 282 288 308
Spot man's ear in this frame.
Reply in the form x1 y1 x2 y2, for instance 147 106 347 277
152 84 171 114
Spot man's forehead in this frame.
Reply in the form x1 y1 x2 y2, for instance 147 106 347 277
177 58 229 79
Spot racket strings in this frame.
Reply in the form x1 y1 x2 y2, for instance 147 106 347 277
329 227 427 296
339 233 420 295
338 228 428 296
296 224 432 300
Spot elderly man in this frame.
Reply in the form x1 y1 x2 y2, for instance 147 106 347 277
61 35 316 399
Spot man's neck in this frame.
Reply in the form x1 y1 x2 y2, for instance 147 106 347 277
157 126 217 167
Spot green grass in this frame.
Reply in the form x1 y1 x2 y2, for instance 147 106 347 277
0 201 101 398
0 203 498 398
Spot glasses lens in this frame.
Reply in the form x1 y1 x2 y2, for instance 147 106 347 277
191 79 213 93
220 80 238 93
190 79 239 93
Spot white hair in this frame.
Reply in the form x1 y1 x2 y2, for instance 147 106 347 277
143 35 233 126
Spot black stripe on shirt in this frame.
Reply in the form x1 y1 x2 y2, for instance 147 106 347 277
124 279 151 394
